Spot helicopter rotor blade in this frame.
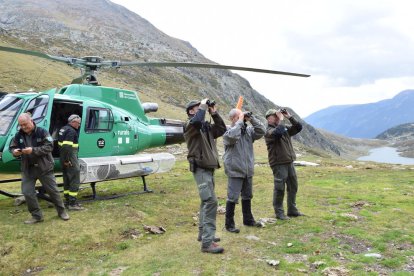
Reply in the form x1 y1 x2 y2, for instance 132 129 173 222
0 46 310 77
0 46 86 66
116 61 310 77
0 45 55 60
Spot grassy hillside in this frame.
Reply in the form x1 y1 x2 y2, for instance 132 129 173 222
1 151 413 275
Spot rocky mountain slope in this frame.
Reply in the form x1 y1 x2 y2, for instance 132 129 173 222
304 90 414 139
0 0 340 154
376 122 414 141
376 122 414 158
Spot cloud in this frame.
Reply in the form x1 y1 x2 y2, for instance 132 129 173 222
272 2 414 86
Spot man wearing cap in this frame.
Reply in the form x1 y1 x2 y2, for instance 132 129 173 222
184 98 226 254
58 114 84 211
9 113 69 224
264 108 304 220
223 109 265 233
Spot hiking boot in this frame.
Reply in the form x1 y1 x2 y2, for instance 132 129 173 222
67 203 85 211
244 221 263 227
24 217 44 224
288 212 305 217
58 211 70 221
225 226 240 233
201 242 224 254
197 236 221 242
276 213 290 220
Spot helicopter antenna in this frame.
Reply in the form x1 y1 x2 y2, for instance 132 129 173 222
31 60 51 90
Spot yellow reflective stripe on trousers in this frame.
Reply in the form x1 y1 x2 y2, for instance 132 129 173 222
63 190 69 195
68 191 78 197
58 141 79 148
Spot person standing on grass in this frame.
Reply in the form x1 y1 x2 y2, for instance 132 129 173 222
58 114 84 211
9 113 69 224
184 98 226 254
222 109 265 233
264 108 304 220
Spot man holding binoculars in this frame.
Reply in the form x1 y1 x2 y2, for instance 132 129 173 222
264 108 304 220
222 108 265 233
184 98 226 254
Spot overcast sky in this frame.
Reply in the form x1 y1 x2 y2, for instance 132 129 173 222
111 0 414 117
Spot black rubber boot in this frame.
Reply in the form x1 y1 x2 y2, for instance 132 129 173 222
64 194 70 208
67 196 85 211
242 200 261 226
225 201 240 233
274 190 289 220
287 191 302 217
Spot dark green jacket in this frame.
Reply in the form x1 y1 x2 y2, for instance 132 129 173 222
9 125 55 174
184 104 226 169
264 117 302 166
58 124 79 170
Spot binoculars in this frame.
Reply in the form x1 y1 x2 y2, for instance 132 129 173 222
206 99 216 107
243 111 252 118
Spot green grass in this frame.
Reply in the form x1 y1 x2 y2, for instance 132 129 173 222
1 154 414 275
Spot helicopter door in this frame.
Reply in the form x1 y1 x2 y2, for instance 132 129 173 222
1 89 56 164
25 88 56 130
82 107 115 157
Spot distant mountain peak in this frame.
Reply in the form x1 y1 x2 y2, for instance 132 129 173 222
305 90 414 138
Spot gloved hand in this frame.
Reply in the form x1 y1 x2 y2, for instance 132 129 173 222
273 125 287 138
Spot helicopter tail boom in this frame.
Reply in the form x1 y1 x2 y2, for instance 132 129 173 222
158 119 185 146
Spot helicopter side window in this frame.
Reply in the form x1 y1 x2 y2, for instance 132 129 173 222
25 95 49 124
0 96 24 136
86 108 113 132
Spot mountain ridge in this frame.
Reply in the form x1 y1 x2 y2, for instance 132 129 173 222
304 90 414 138
376 122 414 158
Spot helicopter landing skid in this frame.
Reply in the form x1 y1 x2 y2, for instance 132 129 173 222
0 177 24 198
1 174 153 204
0 189 22 198
81 175 153 201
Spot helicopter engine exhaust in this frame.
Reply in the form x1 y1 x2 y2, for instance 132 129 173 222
78 153 175 183
142 102 158 113
158 119 185 145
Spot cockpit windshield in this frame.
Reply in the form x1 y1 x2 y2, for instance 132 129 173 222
0 96 24 135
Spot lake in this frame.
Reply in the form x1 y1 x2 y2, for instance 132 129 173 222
357 147 414 165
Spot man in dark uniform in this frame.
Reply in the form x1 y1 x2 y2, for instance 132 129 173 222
58 114 84 211
184 98 226 254
264 108 304 220
9 113 69 224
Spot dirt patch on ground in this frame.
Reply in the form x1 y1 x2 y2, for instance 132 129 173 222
284 254 308 263
334 233 371 254
120 228 142 239
21 266 45 275
403 256 414 273
0 245 13 256
109 266 128 276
